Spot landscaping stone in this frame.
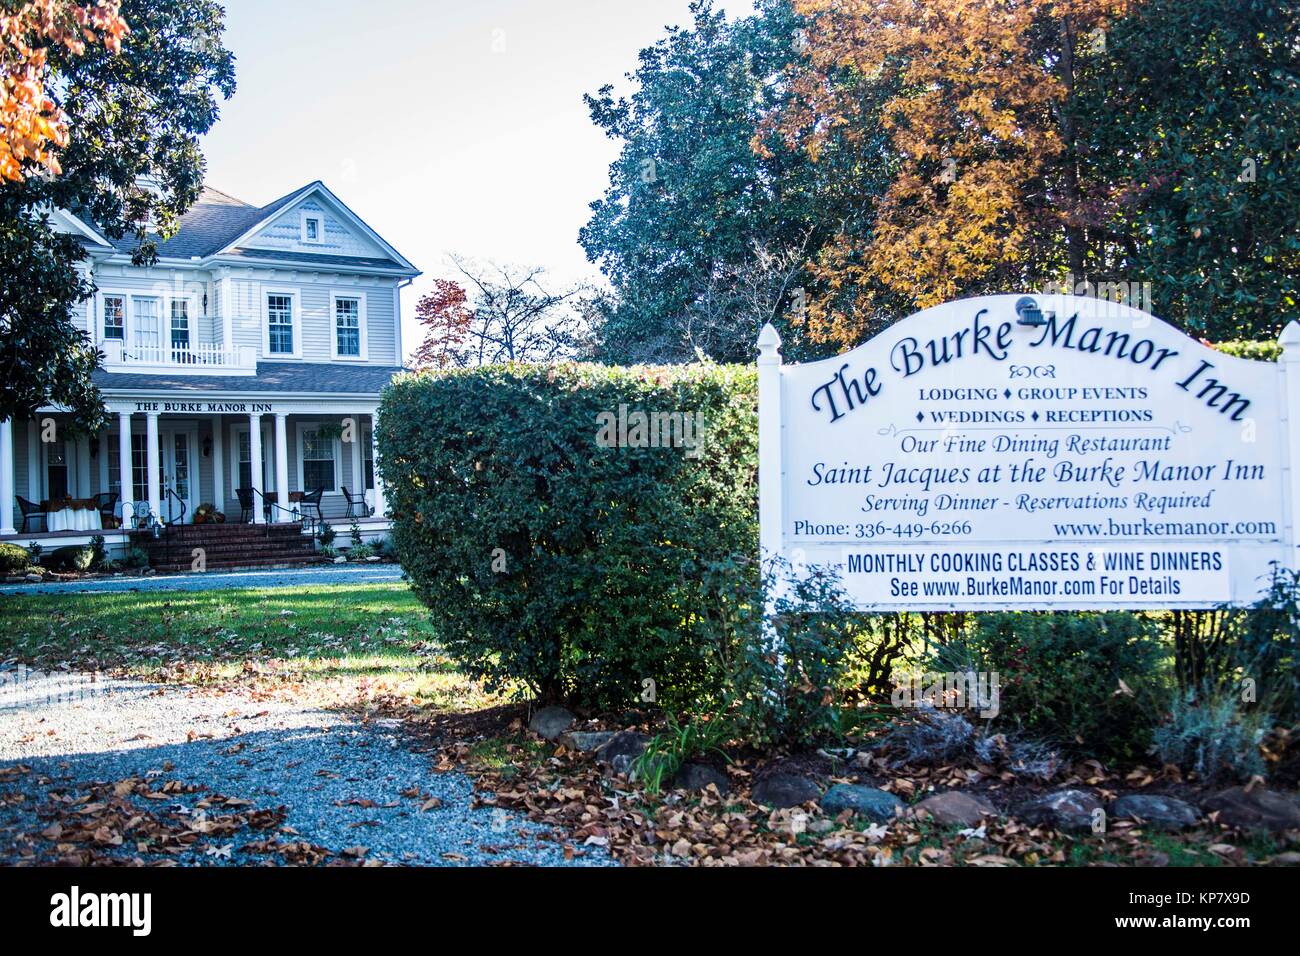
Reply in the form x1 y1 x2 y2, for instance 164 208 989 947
595 731 650 776
1016 788 1103 833
24 574 41 583
752 773 821 809
1111 794 1200 831
912 791 997 828
528 706 575 741
673 763 729 795
820 784 902 822
559 730 614 752
332 556 346 564
1203 786 1300 832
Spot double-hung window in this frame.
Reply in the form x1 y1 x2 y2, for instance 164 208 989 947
267 294 295 355
170 299 191 356
300 428 337 492
335 297 361 357
102 295 125 341
132 296 161 352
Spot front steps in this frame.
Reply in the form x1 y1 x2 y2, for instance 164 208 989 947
131 521 319 572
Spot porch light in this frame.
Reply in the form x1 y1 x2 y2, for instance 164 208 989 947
1015 296 1050 328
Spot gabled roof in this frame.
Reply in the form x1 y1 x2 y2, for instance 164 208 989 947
96 181 418 275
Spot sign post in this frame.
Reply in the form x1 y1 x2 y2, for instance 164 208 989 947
758 294 1296 611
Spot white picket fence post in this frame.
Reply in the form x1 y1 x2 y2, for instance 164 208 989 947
757 322 784 570
1277 321 1300 572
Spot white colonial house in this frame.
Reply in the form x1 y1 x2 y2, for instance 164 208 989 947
0 181 419 562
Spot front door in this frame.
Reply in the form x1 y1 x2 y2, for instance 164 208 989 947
161 428 197 523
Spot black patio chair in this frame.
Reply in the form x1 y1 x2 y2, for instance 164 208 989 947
341 486 371 519
93 492 119 529
17 496 47 533
236 487 254 523
299 487 326 527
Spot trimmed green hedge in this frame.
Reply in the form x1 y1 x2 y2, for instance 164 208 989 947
379 363 758 709
1213 339 1280 362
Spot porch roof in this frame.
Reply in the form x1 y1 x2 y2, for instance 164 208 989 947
91 362 407 396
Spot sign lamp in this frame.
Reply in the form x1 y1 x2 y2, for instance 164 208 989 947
1014 296 1049 327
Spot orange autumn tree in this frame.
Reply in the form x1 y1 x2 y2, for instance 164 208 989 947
412 278 475 370
0 0 128 181
769 0 1135 347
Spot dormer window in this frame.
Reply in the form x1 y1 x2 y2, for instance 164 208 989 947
301 213 323 244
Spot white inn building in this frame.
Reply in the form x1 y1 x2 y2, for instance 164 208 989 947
0 182 419 557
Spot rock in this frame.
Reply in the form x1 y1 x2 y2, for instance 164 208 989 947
1111 794 1200 831
332 555 347 564
1016 789 1103 833
528 705 575 741
820 784 904 822
1270 851 1300 866
365 555 382 563
24 573 41 583
913 791 997 828
1203 786 1300 832
559 730 615 752
673 763 730 795
752 773 821 809
595 731 650 776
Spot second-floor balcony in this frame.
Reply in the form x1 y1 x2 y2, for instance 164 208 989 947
100 339 258 376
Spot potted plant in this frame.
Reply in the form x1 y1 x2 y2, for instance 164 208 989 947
193 503 226 525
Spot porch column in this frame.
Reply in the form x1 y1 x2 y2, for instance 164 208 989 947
274 412 289 520
145 411 161 522
76 432 91 496
210 416 225 514
350 413 364 501
249 412 265 524
118 412 133 525
27 418 40 502
369 411 387 518
0 419 15 535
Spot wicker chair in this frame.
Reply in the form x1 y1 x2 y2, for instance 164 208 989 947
93 492 120 529
17 496 48 533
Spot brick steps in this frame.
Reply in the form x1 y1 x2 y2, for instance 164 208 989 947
131 521 318 571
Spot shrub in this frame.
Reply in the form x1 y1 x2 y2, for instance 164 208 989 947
0 542 30 573
317 522 336 548
347 543 375 560
1154 691 1269 785
928 611 1168 760
380 362 757 709
88 534 108 569
1170 566 1300 724
698 555 865 747
349 518 364 548
123 546 150 569
47 545 95 573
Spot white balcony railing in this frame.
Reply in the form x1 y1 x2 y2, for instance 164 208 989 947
99 339 258 376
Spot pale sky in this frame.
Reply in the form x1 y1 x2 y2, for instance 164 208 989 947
200 0 755 360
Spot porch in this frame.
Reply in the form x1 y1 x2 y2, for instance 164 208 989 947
0 407 391 550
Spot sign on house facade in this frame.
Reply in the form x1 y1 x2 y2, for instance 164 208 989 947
757 294 1300 610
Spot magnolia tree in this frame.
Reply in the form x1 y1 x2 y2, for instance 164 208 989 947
0 0 235 429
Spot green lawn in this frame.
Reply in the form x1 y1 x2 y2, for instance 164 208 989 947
0 583 486 712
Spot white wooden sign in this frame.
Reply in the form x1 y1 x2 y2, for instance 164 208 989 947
757 294 1300 610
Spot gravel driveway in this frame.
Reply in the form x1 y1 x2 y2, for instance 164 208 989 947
0 563 405 596
0 668 611 867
